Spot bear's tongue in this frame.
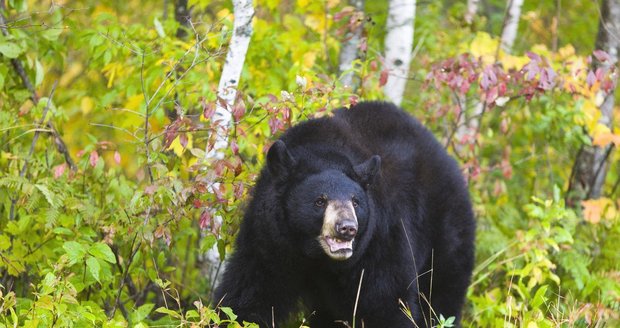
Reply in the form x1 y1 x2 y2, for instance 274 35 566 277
325 236 353 252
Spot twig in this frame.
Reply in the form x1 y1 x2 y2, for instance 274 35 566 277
444 90 466 149
110 232 141 319
1 3 76 173
352 269 365 328
400 217 427 327
8 81 58 221
140 52 154 183
0 3 35 96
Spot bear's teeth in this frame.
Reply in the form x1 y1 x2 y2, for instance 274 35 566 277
325 236 353 252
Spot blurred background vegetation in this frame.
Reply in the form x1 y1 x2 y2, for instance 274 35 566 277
0 0 619 326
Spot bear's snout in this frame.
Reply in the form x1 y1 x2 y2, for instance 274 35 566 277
335 219 357 240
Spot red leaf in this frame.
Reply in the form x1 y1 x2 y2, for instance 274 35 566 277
281 107 291 124
234 182 244 199
526 52 541 62
180 133 188 148
268 117 283 135
379 69 389 87
586 70 596 87
593 49 611 63
369 60 378 71
89 151 99 167
145 185 157 195
202 99 216 120
231 140 239 155
232 100 246 122
53 163 67 179
199 210 211 230
114 151 121 165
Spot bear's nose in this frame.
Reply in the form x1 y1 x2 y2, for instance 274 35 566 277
335 219 357 240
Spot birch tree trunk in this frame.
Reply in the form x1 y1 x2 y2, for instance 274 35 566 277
338 0 365 90
204 0 254 282
465 0 480 24
569 0 619 201
500 0 524 53
207 0 254 160
383 0 416 106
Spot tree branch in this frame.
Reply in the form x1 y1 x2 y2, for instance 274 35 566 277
0 2 76 174
8 81 58 221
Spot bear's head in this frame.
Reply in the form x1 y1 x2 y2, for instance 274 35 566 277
267 140 381 261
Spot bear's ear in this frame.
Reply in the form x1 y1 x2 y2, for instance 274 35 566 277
354 155 381 186
267 140 296 176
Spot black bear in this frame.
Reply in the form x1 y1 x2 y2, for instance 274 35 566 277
214 101 475 327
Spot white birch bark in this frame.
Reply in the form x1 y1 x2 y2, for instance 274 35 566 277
570 0 619 200
383 0 416 106
465 0 480 24
500 0 524 53
338 0 365 90
207 0 254 160
205 0 254 282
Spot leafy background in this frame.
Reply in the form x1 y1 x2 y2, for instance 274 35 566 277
0 0 619 327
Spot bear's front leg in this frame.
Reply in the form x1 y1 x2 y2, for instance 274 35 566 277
213 250 300 326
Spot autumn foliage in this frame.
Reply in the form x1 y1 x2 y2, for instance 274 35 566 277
0 1 619 327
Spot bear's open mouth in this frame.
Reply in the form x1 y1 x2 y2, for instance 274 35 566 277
324 236 353 253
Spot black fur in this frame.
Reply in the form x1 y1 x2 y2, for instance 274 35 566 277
214 101 475 327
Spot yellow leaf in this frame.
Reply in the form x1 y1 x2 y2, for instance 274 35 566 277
469 32 499 65
499 53 530 70
580 99 601 132
527 322 538 328
557 44 575 60
125 94 144 111
59 63 83 87
216 8 231 20
80 97 94 115
592 131 620 147
102 63 122 88
168 134 193 156
304 13 327 34
531 44 551 59
303 51 317 68
327 0 340 9
582 198 614 224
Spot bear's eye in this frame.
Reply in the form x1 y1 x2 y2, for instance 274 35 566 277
314 196 327 207
352 197 359 208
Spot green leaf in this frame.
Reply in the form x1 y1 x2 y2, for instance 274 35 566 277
153 17 166 38
35 184 58 208
155 307 182 319
220 306 237 321
86 256 101 283
63 241 87 264
52 227 74 236
0 42 23 59
131 303 155 323
35 59 44 87
531 285 548 308
0 234 10 251
88 243 116 264
185 310 199 319
8 0 27 12
41 27 63 41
